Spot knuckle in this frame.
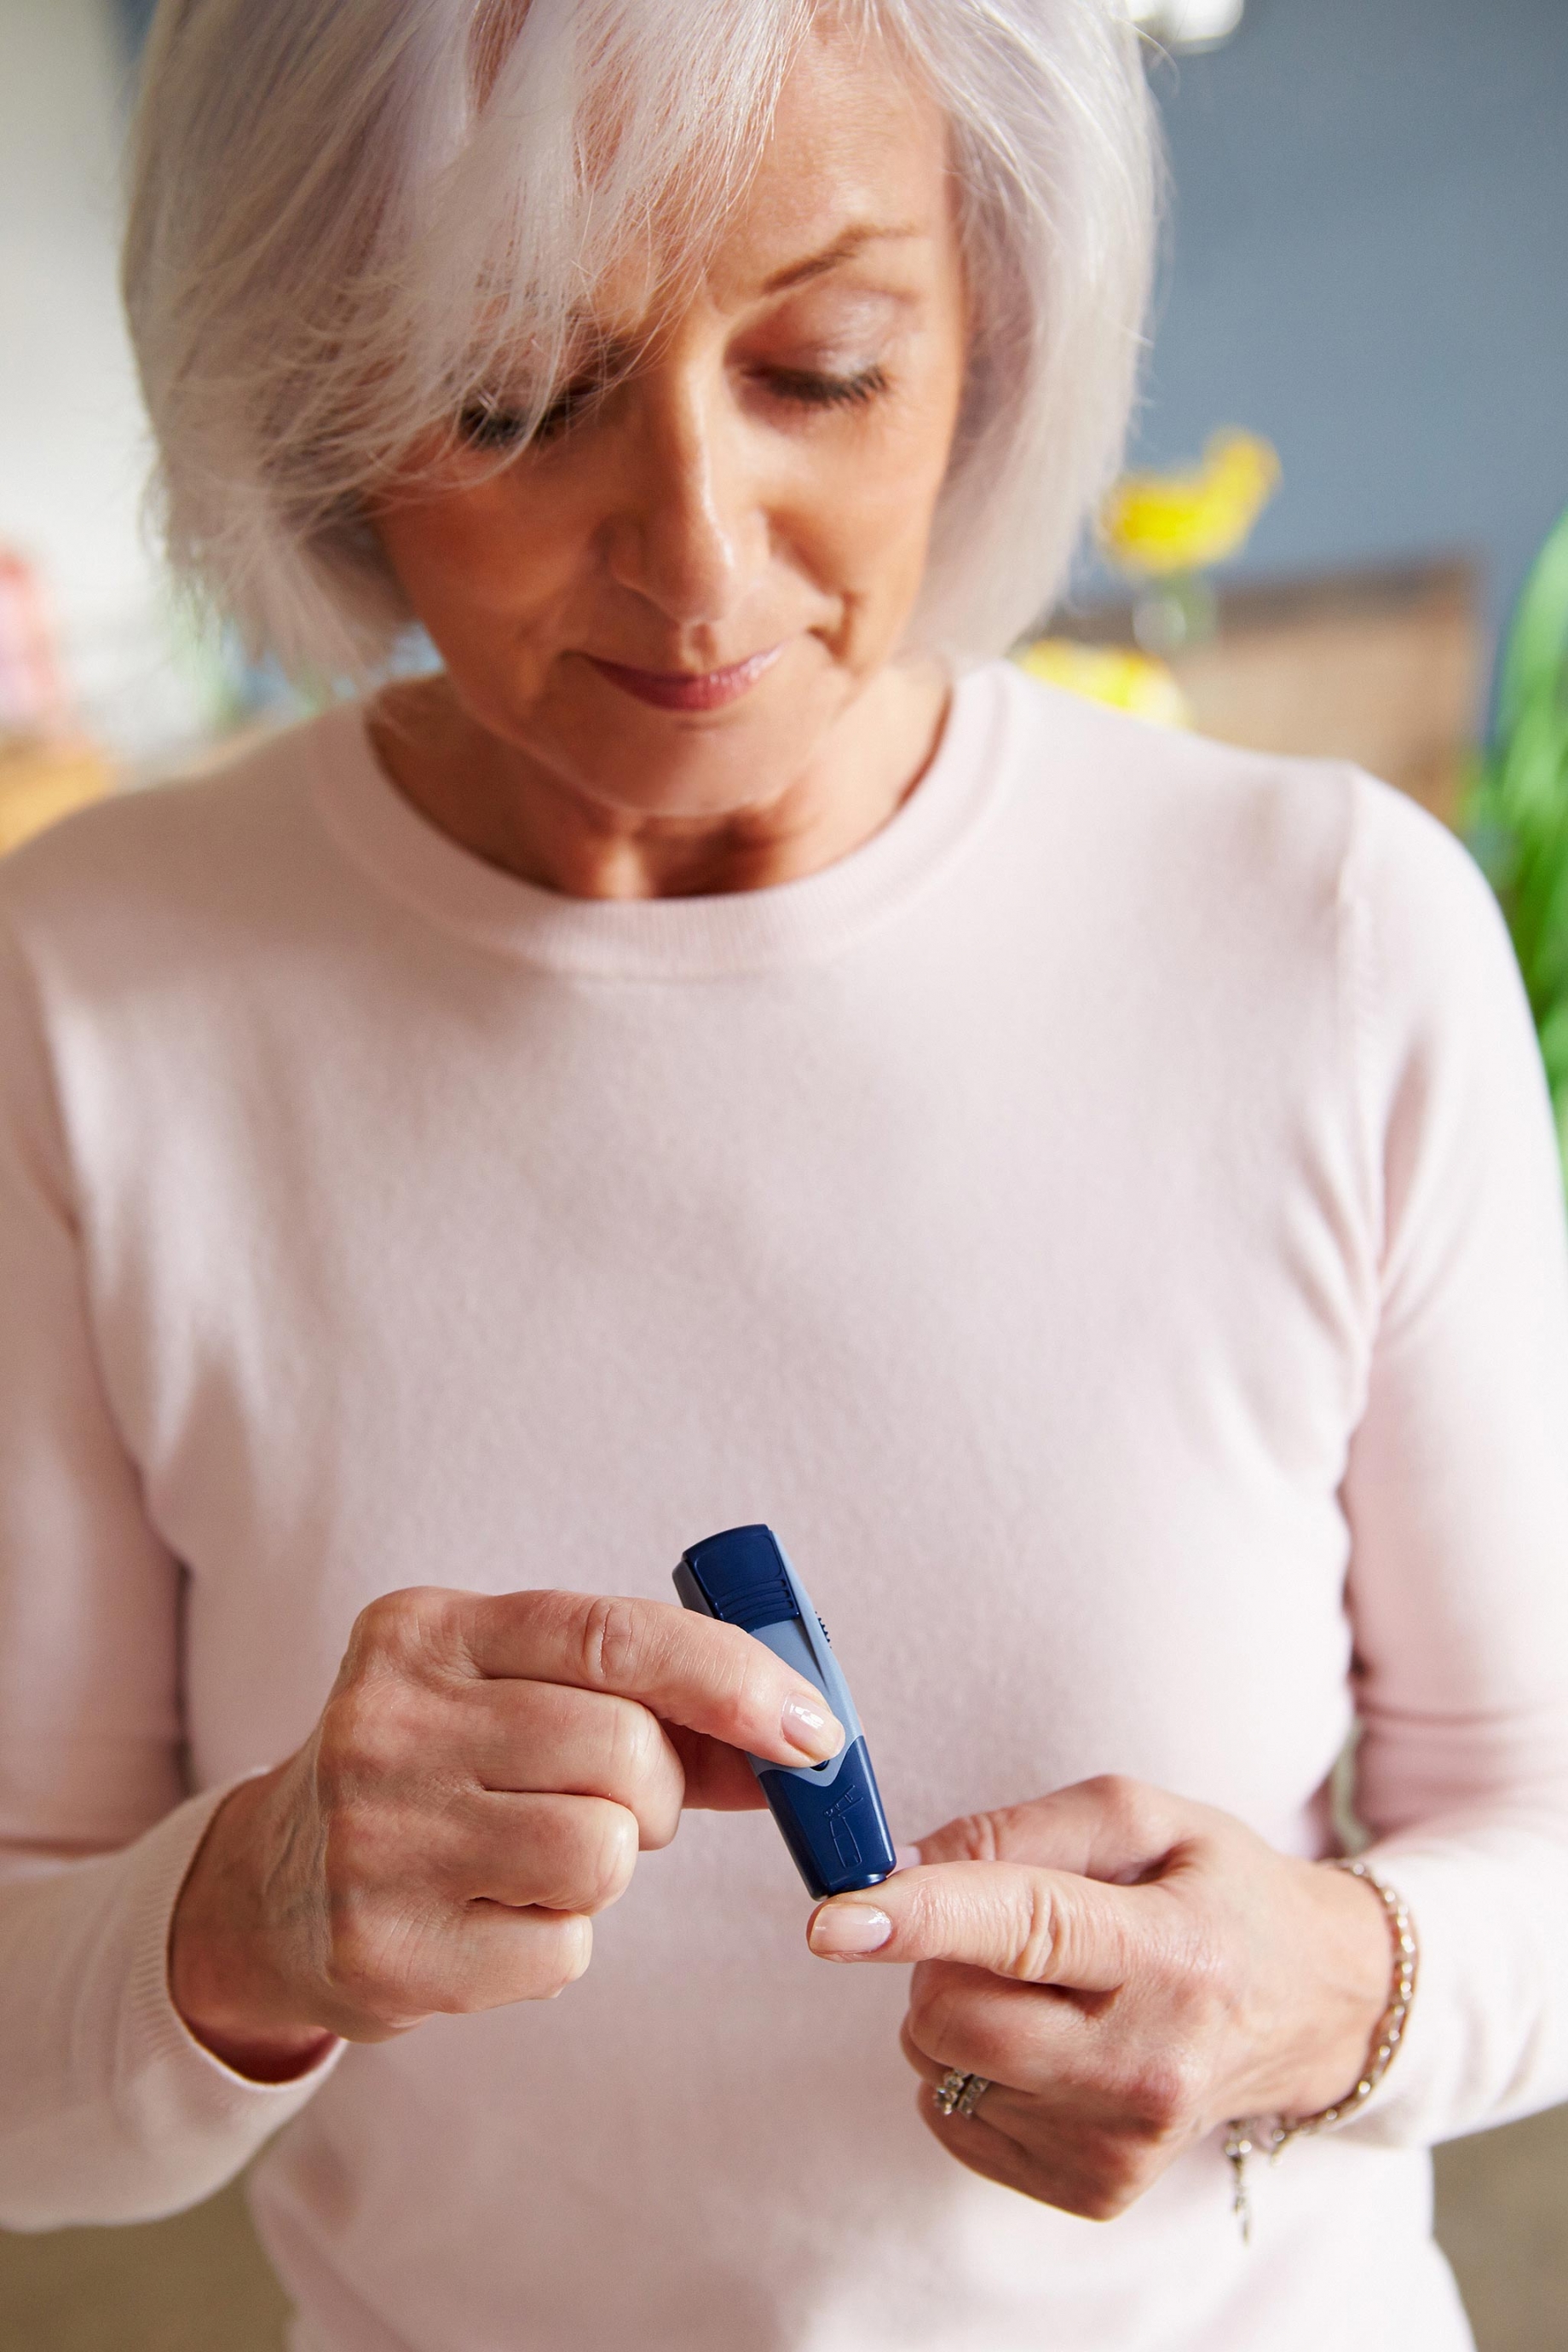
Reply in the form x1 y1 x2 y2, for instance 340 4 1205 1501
1117 2044 1207 2139
313 1694 360 1786
1058 2136 1163 2222
955 2004 1024 2083
315 1678 430 1797
907 1963 1026 2083
1080 1774 1157 1848
613 1698 666 1791
538 1914 593 1998
913 1810 1004 1866
1011 1876 1062 1982
578 1595 647 1692
906 1962 966 2056
352 1588 411 1645
346 1587 447 1672
1079 2174 1143 2222
582 1807 639 1911
947 1812 1002 1864
314 1689 383 1793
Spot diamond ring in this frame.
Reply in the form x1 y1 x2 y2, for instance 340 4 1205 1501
934 2068 992 2119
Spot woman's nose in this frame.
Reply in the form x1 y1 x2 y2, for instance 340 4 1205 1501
602 374 768 632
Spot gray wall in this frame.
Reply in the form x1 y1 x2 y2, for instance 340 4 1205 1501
1130 0 1568 652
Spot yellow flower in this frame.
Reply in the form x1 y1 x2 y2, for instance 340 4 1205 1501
1013 639 1191 729
1099 430 1281 578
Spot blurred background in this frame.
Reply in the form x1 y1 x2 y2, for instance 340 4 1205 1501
2 0 1565 2344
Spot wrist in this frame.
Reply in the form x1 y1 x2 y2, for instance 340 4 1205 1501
1224 1853 1417 2251
168 1767 337 2083
1243 1856 1394 2120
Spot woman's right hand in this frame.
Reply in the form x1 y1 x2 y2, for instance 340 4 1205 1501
168 1586 844 2080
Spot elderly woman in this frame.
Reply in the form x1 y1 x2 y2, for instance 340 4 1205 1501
2 3 1565 2347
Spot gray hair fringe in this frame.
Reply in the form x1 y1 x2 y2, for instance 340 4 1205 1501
122 0 1159 680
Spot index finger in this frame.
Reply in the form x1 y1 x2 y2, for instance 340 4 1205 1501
805 1860 1137 1991
458 1589 844 1768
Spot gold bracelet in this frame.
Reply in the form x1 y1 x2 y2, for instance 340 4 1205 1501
1222 1859 1419 2242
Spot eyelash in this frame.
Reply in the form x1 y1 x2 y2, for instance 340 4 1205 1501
759 363 891 412
458 383 602 448
457 363 891 451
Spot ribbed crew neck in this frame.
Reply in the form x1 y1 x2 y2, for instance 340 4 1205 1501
308 660 1018 978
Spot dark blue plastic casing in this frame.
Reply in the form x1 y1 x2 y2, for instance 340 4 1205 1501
673 1525 896 1900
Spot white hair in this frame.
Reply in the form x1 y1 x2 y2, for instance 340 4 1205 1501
123 0 1158 679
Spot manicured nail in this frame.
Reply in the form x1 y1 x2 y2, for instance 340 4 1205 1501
781 1691 844 1762
893 1843 923 1874
808 1902 893 1957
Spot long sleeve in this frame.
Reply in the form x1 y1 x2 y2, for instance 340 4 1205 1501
0 915 337 2229
0 678 1551 2345
1337 775 1568 2146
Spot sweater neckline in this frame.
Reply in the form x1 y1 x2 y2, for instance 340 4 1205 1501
308 660 1017 979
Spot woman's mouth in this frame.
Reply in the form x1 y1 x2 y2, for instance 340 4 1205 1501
584 645 786 712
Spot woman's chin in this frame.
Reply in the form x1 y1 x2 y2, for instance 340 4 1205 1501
545 666 846 819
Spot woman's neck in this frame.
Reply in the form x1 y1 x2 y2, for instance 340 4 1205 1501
366 662 951 902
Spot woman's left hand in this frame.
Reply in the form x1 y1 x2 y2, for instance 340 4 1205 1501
805 1777 1392 2220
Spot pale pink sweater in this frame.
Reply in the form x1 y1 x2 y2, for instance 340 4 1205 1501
2 663 1566 2352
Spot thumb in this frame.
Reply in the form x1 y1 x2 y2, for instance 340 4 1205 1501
804 1859 1137 1990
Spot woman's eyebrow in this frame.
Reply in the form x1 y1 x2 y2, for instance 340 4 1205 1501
758 223 926 296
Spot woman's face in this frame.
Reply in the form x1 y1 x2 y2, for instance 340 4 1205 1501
371 27 968 827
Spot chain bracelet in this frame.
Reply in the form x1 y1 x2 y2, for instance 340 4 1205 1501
1222 1859 1419 2243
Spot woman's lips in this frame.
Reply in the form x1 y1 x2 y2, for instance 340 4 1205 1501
584 644 785 712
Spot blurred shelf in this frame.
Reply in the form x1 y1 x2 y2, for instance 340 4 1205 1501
1058 557 1486 827
0 737 114 858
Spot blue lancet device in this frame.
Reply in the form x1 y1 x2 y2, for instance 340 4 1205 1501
673 1524 896 1900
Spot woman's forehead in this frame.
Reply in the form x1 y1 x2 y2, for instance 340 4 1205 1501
723 60 950 280
586 40 954 337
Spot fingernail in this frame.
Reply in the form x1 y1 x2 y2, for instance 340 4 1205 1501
893 1843 923 1874
781 1691 845 1763
808 1902 893 1957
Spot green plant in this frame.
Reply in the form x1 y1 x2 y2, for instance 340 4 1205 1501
1465 505 1568 1185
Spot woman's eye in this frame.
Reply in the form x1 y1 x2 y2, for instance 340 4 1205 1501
457 403 531 451
530 380 606 441
457 362 888 453
457 379 603 452
759 364 891 413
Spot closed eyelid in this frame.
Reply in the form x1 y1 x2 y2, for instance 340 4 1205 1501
741 283 914 346
746 287 915 355
763 284 918 329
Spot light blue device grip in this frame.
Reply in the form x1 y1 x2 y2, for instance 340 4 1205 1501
673 1524 896 1899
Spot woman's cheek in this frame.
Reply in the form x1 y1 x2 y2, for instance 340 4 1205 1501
804 464 947 654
